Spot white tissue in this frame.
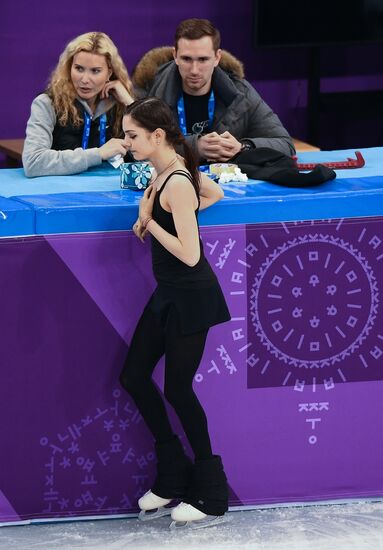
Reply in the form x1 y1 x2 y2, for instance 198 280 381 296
218 167 248 184
108 154 124 169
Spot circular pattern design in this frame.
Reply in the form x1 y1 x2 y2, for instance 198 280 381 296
250 234 379 368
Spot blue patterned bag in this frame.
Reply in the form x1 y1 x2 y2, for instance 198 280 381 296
120 162 152 190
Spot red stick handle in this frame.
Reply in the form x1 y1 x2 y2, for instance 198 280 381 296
294 151 365 171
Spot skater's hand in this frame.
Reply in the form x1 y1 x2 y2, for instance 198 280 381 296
132 217 148 242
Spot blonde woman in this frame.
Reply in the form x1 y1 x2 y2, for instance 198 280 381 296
23 32 134 177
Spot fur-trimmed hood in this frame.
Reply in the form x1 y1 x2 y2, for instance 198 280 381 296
132 46 245 93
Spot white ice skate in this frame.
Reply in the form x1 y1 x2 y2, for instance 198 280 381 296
169 502 229 530
138 490 174 521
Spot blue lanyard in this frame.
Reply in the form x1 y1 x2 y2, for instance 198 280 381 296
177 90 215 136
82 112 107 149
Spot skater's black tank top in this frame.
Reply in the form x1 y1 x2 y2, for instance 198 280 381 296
151 170 216 288
148 169 231 335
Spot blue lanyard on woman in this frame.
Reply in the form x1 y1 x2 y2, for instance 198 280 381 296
177 90 215 136
82 112 107 149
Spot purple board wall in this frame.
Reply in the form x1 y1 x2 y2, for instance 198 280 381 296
1 220 383 524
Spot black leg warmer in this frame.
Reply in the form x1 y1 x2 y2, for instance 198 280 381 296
151 436 193 500
183 455 229 516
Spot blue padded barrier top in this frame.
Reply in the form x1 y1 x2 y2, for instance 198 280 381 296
1 147 382 235
1 147 382 198
0 163 120 198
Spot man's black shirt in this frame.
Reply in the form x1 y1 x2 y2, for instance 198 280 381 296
183 91 211 135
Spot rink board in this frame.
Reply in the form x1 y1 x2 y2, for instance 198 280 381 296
1 147 383 524
1 218 383 523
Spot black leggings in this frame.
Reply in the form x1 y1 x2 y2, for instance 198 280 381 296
119 304 212 460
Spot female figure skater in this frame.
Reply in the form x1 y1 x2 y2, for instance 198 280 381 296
119 97 230 528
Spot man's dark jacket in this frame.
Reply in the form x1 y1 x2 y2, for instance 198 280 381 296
132 48 295 161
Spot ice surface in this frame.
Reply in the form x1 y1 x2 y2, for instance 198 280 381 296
1 501 383 550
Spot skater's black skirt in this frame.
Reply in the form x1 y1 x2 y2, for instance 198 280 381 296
146 282 231 335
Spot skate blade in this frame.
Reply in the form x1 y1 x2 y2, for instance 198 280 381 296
139 507 172 521
169 514 230 530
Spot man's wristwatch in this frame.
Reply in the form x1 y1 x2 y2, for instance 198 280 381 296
240 140 253 152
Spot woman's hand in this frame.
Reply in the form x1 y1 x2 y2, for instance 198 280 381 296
101 80 134 106
132 217 147 242
139 185 156 224
98 138 128 160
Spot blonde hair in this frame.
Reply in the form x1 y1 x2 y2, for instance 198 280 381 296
47 32 132 135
